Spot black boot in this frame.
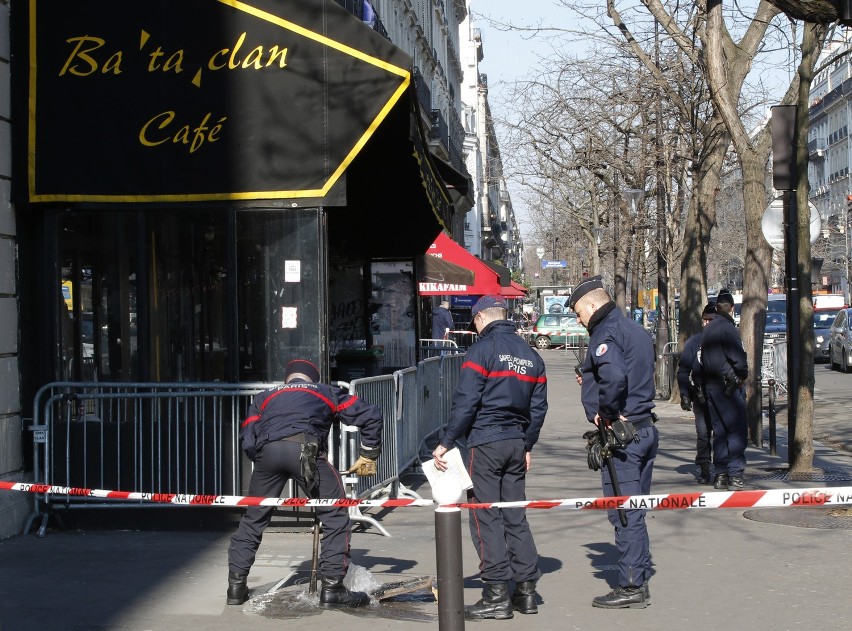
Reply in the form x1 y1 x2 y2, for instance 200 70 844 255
512 580 538 614
465 580 513 620
226 571 248 605
713 473 729 489
591 585 648 609
319 575 370 608
697 464 711 485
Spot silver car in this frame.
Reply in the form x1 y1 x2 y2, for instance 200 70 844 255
828 307 852 371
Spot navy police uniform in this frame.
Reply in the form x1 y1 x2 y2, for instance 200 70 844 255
577 297 658 592
439 317 547 586
699 296 748 485
228 370 382 581
677 328 713 470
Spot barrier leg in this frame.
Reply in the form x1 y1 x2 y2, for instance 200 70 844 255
435 507 465 631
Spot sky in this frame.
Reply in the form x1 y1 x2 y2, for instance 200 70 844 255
469 1 574 241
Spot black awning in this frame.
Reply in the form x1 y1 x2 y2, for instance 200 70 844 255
23 0 432 210
328 83 454 258
480 259 513 287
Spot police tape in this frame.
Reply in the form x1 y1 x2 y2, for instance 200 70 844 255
0 480 432 508
2 480 851 511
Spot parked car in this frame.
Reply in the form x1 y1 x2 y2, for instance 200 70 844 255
814 308 841 363
828 307 852 371
528 313 589 350
764 312 787 342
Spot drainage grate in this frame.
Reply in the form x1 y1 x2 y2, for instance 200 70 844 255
749 466 852 483
744 506 852 529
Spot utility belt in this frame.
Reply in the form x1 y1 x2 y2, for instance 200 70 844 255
280 433 310 444
626 416 656 430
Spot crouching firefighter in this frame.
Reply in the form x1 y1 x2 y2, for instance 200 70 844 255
226 359 383 608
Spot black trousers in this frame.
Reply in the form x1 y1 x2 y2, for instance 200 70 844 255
705 386 747 477
227 439 350 579
467 439 540 583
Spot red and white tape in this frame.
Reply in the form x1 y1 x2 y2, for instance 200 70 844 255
0 480 431 508
3 480 851 511
448 486 852 511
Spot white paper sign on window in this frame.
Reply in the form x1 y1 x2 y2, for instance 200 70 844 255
285 260 301 283
281 307 298 329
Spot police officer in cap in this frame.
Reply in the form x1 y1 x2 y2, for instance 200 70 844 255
677 303 717 484
433 295 548 620
572 276 658 609
699 289 749 490
227 359 383 608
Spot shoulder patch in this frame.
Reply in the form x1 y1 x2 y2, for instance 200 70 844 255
595 343 608 357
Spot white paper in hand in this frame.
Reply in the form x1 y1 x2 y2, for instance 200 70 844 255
422 448 473 504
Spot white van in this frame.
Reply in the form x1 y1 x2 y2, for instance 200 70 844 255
814 294 846 310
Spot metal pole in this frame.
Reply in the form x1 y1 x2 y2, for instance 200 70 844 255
768 379 777 456
654 17 670 390
435 507 465 631
784 189 800 466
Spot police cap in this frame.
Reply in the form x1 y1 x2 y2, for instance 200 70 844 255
569 275 604 310
471 295 508 317
285 359 320 382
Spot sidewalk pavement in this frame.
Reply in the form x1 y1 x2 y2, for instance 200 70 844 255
1 350 851 631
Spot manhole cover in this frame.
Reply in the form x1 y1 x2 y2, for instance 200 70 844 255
744 506 852 529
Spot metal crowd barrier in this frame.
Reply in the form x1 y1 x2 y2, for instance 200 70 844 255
25 382 276 537
761 340 788 396
418 338 460 359
26 355 466 537
657 342 678 400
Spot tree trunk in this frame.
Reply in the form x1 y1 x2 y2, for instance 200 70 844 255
788 21 827 472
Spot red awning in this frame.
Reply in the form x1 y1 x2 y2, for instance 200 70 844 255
500 281 528 298
417 232 504 295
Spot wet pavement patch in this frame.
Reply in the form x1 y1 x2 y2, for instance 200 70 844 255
245 572 437 622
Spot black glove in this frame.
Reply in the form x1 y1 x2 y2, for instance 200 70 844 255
680 396 692 411
583 430 602 471
723 373 739 396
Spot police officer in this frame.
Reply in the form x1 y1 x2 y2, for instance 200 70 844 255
572 276 658 609
677 303 716 484
699 289 749 490
432 295 548 620
226 359 383 608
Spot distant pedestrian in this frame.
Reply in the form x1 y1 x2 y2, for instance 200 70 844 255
432 295 548 620
226 359 383 608
699 289 749 490
431 299 454 339
677 303 716 484
572 276 658 609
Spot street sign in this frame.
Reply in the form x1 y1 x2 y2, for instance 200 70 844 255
541 260 568 269
761 197 821 251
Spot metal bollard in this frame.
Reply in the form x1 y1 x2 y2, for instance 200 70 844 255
767 379 777 456
435 507 465 631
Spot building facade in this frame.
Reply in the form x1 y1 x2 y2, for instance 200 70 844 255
0 0 500 538
808 32 852 302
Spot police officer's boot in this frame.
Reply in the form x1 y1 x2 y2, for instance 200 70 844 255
318 575 370 608
226 571 249 605
698 463 712 485
713 473 729 490
512 580 538 614
465 580 513 620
